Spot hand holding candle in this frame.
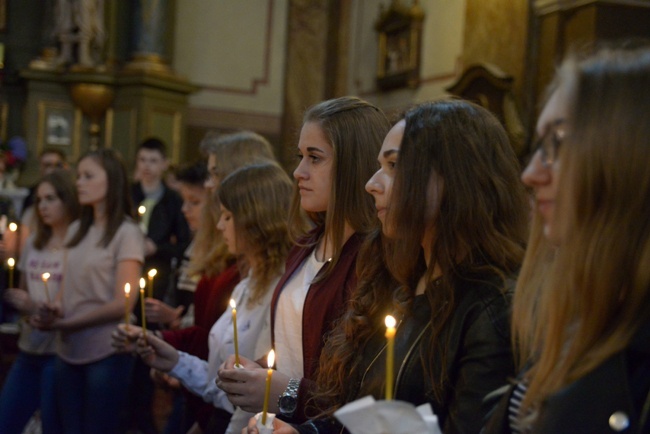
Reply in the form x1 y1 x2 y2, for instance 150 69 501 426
385 315 397 400
124 283 131 330
147 268 157 299
7 257 15 288
139 278 147 337
230 298 241 367
41 272 52 304
261 349 276 426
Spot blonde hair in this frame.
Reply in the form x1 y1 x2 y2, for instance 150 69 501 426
517 46 650 414
189 131 278 277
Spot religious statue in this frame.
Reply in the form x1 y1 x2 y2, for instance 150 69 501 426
53 0 105 68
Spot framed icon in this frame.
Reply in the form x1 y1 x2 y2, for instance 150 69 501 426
36 101 82 160
376 0 425 91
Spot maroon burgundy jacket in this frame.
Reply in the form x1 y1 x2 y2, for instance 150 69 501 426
270 229 364 422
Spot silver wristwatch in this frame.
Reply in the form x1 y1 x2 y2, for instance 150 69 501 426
277 378 301 417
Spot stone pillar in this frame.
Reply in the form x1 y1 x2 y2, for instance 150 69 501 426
124 0 175 74
279 0 350 167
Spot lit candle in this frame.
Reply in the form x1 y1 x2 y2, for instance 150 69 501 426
261 349 275 426
7 222 18 258
147 269 157 299
139 278 147 338
138 206 147 233
385 315 396 400
7 257 15 288
41 272 52 304
230 298 241 367
124 283 131 330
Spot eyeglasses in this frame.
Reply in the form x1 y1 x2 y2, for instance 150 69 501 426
534 120 565 167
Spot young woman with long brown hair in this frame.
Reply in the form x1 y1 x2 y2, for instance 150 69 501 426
217 96 390 424
0 170 79 434
114 163 294 434
250 99 529 434
483 46 650 434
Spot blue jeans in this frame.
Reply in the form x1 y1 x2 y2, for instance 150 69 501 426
54 354 134 434
0 352 61 434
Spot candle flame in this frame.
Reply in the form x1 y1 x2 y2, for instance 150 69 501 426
267 349 275 369
229 298 236 309
147 269 157 278
124 283 131 295
138 205 146 216
8 222 17 232
7 257 15 268
139 277 146 289
385 315 396 329
42 272 50 282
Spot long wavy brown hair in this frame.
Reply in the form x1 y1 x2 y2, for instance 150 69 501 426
288 96 390 280
189 131 278 278
217 163 294 306
33 170 80 250
314 100 528 414
516 46 650 416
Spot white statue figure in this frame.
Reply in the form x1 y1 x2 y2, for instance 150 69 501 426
54 0 105 68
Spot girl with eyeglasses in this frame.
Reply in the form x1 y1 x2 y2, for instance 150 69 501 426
483 46 650 434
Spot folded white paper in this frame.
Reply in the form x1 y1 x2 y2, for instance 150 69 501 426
334 396 442 434
254 412 276 434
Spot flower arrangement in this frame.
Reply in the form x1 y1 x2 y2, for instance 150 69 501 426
0 136 28 171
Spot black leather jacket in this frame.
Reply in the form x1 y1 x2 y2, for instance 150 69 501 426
299 273 515 434
482 321 650 434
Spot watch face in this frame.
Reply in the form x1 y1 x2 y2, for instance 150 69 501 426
279 395 297 414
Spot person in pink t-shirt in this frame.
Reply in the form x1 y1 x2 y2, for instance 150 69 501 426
35 149 144 434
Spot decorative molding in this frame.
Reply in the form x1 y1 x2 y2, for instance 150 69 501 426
199 0 275 96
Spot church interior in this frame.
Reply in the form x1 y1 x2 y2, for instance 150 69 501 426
0 1 650 433
0 0 647 182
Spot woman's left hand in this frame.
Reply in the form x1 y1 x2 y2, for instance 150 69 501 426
3 288 35 313
217 356 291 413
30 301 63 330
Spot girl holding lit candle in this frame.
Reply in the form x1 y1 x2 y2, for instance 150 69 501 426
220 97 389 428
32 149 143 434
258 101 528 433
0 170 79 434
121 134 277 433
115 163 293 433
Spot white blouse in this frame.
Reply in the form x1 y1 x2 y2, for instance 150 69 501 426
169 272 278 433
